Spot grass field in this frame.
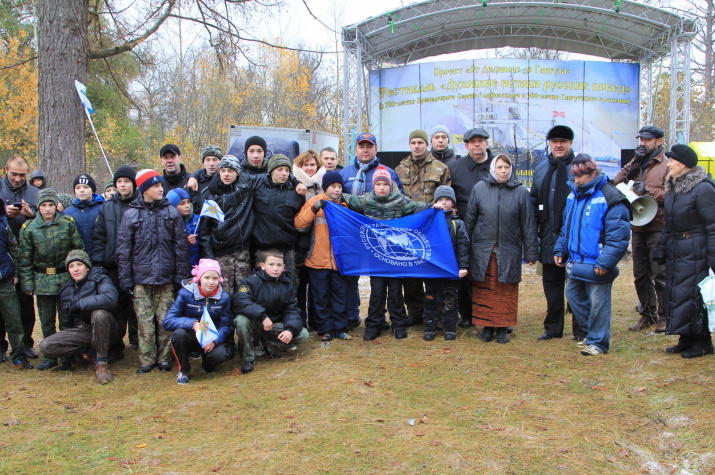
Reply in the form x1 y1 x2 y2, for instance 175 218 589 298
1 261 714 474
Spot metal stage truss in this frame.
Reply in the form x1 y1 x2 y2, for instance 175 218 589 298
342 0 698 160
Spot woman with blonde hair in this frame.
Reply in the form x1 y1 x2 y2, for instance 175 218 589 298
293 149 326 200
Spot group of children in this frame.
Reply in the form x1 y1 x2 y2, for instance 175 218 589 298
1 139 470 386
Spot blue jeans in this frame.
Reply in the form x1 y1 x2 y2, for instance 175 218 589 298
565 278 613 352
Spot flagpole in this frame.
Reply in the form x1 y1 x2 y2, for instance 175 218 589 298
84 108 114 177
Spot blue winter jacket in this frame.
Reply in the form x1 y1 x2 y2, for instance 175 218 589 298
163 280 232 346
63 193 105 260
554 174 630 283
340 157 403 194
184 212 200 267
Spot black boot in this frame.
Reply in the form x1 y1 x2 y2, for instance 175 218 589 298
496 328 509 344
681 335 714 359
481 327 494 342
666 335 693 354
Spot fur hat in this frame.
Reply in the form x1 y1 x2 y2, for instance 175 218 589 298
136 169 163 194
73 174 96 193
372 166 392 186
65 249 91 269
546 125 574 141
192 258 223 283
666 144 698 169
268 154 291 174
37 188 59 206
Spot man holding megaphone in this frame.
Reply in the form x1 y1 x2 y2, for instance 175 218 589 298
615 126 669 333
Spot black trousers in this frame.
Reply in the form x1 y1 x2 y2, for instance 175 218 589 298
424 279 459 333
458 276 472 321
170 328 229 374
542 263 585 338
106 267 138 349
366 277 407 332
402 278 425 320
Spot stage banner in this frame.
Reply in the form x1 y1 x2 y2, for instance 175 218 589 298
323 202 459 279
369 59 640 185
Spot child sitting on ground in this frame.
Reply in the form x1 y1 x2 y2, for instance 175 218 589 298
232 249 309 374
342 166 440 340
163 259 232 385
423 186 469 341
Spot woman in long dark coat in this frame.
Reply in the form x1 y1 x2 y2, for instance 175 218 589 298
654 144 715 358
464 154 539 343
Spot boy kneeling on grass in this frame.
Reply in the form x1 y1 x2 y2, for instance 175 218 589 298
163 259 232 385
38 250 119 383
232 249 309 374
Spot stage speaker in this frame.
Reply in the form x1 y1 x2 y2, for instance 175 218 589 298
615 181 657 226
621 149 636 168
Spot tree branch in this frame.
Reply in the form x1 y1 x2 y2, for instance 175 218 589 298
90 0 176 60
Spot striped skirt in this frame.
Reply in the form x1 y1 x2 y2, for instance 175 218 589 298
471 249 519 327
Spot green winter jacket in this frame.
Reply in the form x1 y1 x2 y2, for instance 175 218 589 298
19 212 85 295
342 183 432 220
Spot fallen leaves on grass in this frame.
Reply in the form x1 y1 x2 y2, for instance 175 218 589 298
135 444 146 448
153 433 164 439
211 466 221 472
364 381 374 388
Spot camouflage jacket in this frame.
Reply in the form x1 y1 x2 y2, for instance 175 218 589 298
343 183 432 221
19 212 85 295
394 151 451 203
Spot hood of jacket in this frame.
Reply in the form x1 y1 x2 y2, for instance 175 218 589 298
72 193 105 208
665 165 709 194
567 173 607 197
181 278 225 301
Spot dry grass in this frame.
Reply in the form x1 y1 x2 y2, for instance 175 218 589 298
1 260 715 474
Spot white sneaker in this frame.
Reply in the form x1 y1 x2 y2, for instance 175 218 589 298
577 338 587 347
581 345 603 356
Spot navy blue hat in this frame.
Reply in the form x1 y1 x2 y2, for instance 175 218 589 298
322 171 344 190
166 188 190 208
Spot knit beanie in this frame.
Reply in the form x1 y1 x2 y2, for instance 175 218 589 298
409 129 429 144
571 153 597 177
244 136 267 155
219 155 242 174
136 169 164 194
113 165 137 188
37 188 59 206
434 185 456 204
372 166 392 186
104 179 115 192
268 154 291 174
202 145 224 162
65 249 92 269
166 188 190 208
57 193 74 210
429 125 451 144
192 258 224 283
322 170 344 190
73 174 96 193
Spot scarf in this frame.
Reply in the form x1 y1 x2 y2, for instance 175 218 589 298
351 157 378 195
540 151 574 232
626 146 663 182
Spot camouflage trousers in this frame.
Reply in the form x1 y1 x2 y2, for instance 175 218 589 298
0 278 24 361
38 310 117 360
217 250 251 294
133 284 174 366
234 315 309 362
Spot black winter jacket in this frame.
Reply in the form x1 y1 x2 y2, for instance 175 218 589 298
465 175 539 284
162 164 189 196
232 268 303 336
188 168 214 212
444 210 470 270
252 175 305 249
529 153 575 265
199 173 258 258
58 267 118 330
447 150 494 216
92 190 138 268
0 175 39 238
116 196 190 290
654 166 715 336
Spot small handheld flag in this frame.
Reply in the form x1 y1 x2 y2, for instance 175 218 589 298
199 199 225 223
196 306 219 347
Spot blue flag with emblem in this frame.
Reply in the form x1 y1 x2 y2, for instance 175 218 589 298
323 202 459 279
196 306 219 347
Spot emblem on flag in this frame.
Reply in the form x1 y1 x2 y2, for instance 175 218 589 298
200 199 225 223
196 306 219 347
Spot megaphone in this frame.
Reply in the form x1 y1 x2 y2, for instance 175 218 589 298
615 180 657 226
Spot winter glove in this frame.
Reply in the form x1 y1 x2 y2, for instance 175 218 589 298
632 181 647 196
634 145 647 160
312 199 326 214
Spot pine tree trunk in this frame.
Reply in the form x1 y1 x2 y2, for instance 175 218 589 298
37 0 89 193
